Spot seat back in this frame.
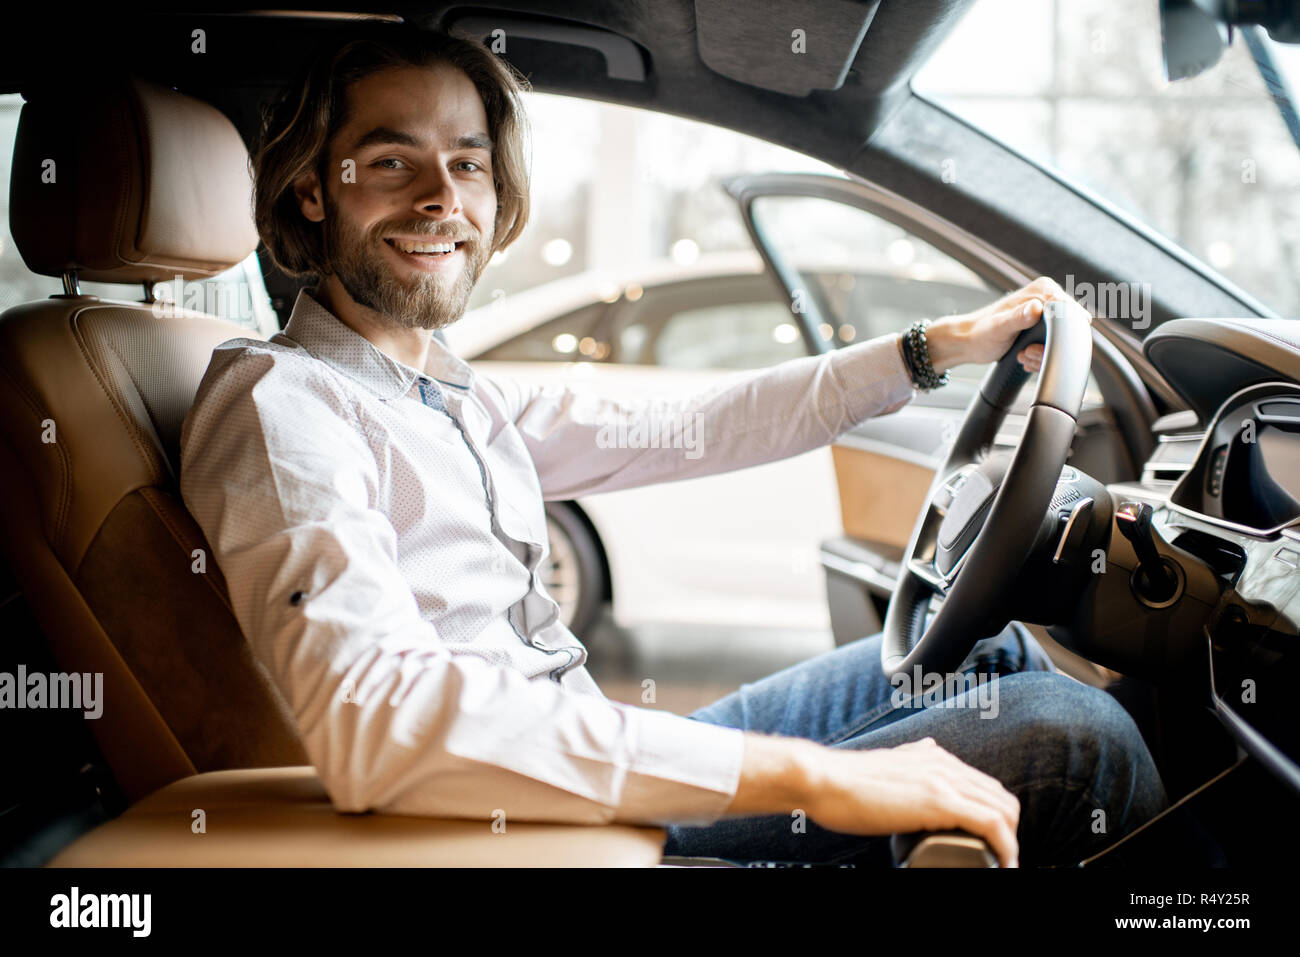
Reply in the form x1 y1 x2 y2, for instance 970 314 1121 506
0 77 308 802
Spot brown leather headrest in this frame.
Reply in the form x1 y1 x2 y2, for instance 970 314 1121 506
9 77 259 283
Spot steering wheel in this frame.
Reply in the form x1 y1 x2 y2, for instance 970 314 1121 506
882 299 1093 681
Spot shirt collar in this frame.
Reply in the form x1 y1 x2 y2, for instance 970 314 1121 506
277 288 474 400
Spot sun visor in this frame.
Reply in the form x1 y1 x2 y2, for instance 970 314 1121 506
693 0 880 96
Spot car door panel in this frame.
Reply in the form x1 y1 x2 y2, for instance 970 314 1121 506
830 443 933 550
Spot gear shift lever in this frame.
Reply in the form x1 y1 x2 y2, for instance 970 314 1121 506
1115 502 1179 603
891 829 998 867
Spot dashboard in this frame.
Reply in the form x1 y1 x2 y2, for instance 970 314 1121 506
1107 425 1300 796
1168 382 1300 536
1122 318 1300 793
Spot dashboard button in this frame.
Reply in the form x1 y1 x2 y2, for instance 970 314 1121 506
1207 443 1228 497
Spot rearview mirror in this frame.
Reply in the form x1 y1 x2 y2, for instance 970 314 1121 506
1160 0 1232 80
1160 0 1300 80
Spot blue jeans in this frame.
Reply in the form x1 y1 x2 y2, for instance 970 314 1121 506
662 622 1169 867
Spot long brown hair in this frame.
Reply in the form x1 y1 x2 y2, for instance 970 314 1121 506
252 26 532 277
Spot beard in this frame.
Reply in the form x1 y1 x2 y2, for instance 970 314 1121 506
319 191 492 331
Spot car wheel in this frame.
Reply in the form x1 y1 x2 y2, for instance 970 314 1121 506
542 502 605 639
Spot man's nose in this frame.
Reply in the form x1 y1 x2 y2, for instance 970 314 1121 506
412 163 462 218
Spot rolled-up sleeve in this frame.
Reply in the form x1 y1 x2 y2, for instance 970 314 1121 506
179 346 745 827
482 331 916 500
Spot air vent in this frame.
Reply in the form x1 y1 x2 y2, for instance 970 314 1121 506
1141 432 1204 487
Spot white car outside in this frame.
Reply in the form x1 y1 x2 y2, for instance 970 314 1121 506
444 252 842 634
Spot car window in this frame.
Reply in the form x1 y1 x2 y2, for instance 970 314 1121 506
646 299 802 370
605 275 804 370
476 302 609 361
797 271 995 346
751 193 993 386
0 92 276 336
749 193 1105 408
147 255 278 337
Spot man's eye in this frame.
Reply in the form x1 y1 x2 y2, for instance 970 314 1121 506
456 160 484 172
373 158 406 169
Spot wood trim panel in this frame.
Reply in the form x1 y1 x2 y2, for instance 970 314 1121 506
830 445 935 548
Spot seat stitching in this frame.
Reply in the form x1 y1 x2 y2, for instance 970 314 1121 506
0 334 73 544
70 310 165 485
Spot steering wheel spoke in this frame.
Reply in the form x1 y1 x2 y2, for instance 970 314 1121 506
907 548 971 596
903 461 982 597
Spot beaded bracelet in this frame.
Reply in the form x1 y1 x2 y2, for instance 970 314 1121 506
901 319 950 391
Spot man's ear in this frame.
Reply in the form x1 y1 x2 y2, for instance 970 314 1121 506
292 169 326 224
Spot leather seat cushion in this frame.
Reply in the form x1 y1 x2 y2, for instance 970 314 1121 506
47 767 667 867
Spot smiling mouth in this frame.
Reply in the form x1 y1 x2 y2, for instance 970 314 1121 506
384 238 464 257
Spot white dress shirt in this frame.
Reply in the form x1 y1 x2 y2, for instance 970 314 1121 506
179 289 917 827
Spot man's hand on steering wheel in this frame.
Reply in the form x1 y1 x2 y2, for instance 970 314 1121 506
881 270 1096 682
923 276 1094 377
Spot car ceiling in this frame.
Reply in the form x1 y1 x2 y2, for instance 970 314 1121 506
0 0 975 167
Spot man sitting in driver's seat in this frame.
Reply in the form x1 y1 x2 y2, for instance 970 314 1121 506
180 26 1167 867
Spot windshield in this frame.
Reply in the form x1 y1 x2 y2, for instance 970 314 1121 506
1247 31 1300 152
913 0 1300 319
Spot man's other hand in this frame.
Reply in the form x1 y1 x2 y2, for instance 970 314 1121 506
725 733 1020 867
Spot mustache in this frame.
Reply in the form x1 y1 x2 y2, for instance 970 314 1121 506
377 221 480 244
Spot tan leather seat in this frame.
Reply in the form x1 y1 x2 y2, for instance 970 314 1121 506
0 76 664 866
46 767 664 867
